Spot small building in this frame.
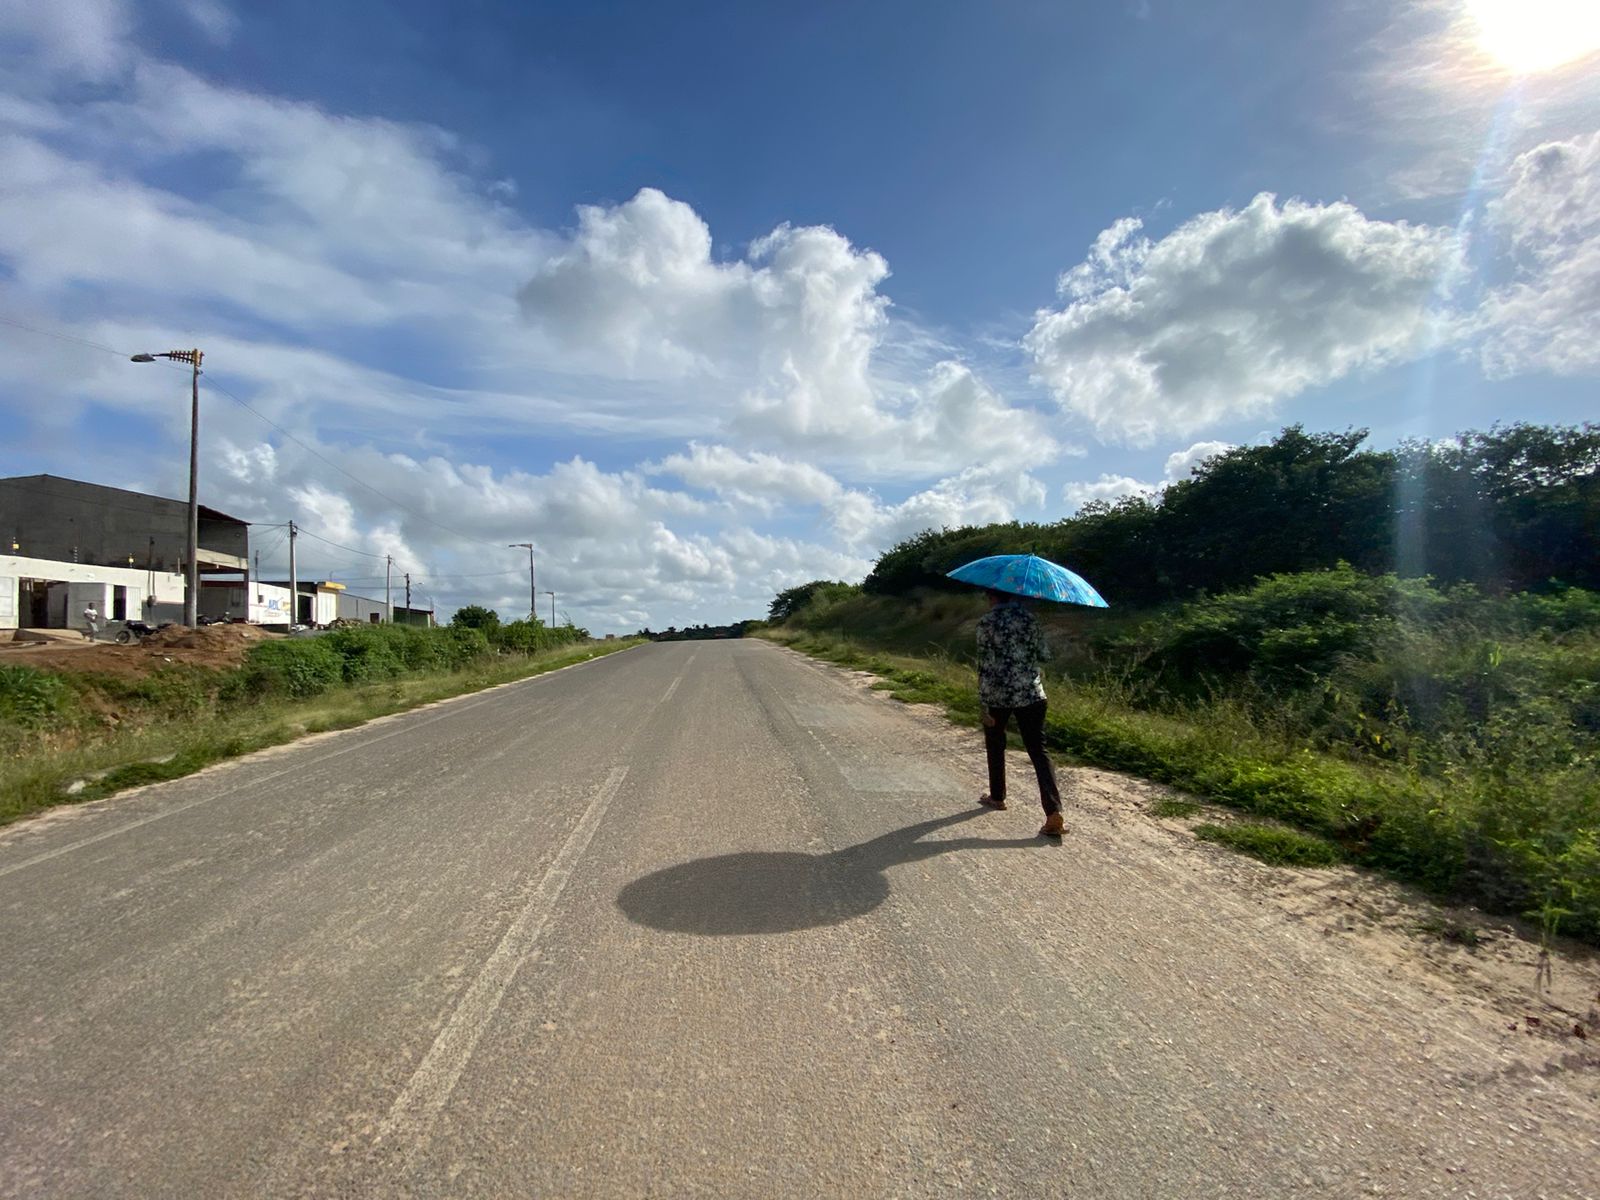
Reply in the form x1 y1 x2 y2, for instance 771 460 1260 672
200 579 296 627
1 552 187 633
261 581 344 627
0 473 252 632
0 474 249 577
336 591 390 625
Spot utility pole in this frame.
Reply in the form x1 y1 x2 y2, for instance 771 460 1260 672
288 520 298 626
130 347 203 626
404 572 411 622
385 555 394 623
545 589 556 628
508 542 535 620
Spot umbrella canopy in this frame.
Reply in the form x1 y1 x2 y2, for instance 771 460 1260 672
947 553 1109 608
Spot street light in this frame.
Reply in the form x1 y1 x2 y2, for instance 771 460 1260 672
508 542 535 620
131 348 203 627
545 589 556 628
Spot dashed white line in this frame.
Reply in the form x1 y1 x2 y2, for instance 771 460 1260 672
375 763 630 1164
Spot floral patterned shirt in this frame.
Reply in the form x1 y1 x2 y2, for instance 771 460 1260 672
976 601 1049 709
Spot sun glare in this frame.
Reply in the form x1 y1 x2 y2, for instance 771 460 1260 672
1464 0 1600 74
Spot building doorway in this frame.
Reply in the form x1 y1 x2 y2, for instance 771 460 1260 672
24 579 48 626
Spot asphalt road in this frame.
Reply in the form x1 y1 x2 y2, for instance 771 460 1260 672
1 640 1595 1198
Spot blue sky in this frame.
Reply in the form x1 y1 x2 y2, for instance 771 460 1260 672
0 0 1596 630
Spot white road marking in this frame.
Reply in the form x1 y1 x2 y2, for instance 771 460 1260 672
0 649 633 879
375 763 630 1163
660 649 698 702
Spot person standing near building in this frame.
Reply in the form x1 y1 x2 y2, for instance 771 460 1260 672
975 589 1065 837
82 600 100 643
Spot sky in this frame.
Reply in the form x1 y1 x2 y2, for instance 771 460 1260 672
0 0 1596 632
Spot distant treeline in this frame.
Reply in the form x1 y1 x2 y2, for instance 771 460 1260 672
636 622 753 641
852 423 1598 607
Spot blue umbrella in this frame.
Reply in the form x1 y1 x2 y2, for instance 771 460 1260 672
946 553 1109 608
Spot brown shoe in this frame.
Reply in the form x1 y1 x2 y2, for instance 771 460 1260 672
979 793 1007 811
1038 813 1065 837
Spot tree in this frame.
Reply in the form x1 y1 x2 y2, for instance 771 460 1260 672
768 580 859 621
451 604 501 632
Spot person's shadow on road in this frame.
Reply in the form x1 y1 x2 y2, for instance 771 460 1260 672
616 809 1052 936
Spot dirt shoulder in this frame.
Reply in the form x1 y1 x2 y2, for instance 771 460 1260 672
823 653 1600 1087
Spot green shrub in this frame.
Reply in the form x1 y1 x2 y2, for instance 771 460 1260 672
450 604 501 632
0 666 76 729
1194 822 1342 867
323 626 407 683
441 625 492 668
235 639 344 699
492 619 567 655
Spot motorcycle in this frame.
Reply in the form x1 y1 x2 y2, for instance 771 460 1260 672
114 620 166 644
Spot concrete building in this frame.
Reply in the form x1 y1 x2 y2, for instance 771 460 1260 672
200 579 296 627
261 581 344 627
1 553 186 633
336 591 390 625
0 475 250 577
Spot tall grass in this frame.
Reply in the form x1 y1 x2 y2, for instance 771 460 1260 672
763 569 1600 943
0 637 638 825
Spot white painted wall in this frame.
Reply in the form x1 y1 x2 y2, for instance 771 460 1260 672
0 554 185 632
200 581 296 626
306 589 341 627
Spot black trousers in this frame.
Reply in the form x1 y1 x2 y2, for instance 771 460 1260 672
983 700 1062 815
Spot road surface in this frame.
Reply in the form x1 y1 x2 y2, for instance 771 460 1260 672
2 640 1596 1197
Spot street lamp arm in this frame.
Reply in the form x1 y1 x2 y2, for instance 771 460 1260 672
130 346 204 626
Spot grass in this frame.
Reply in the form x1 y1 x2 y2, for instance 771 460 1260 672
0 640 639 825
1151 798 1203 819
1193 822 1341 867
758 622 1600 945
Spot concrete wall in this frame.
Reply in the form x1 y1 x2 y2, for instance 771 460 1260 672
261 584 342 627
0 553 185 632
337 592 390 624
0 475 248 572
200 581 296 626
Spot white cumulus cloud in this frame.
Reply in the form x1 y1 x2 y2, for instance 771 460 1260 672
1163 439 1234 482
520 189 1061 477
1478 130 1600 378
1024 193 1458 445
1060 438 1237 512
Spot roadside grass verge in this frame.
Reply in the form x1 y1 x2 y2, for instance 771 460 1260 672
1193 822 1341 867
759 626 1600 945
0 640 638 826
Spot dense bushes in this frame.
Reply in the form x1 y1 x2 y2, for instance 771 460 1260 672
0 666 77 729
765 567 1600 940
232 620 578 700
233 638 347 698
861 422 1599 605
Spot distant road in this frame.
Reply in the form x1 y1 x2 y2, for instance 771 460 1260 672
1 641 1595 1197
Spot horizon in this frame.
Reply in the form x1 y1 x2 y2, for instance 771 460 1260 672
1 0 1596 632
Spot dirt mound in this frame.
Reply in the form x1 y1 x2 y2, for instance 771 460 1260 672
143 624 275 652
5 624 281 679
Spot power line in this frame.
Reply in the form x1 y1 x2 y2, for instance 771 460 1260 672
200 370 506 552
294 526 389 560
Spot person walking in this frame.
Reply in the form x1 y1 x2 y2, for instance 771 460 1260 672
975 589 1065 837
82 600 100 643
